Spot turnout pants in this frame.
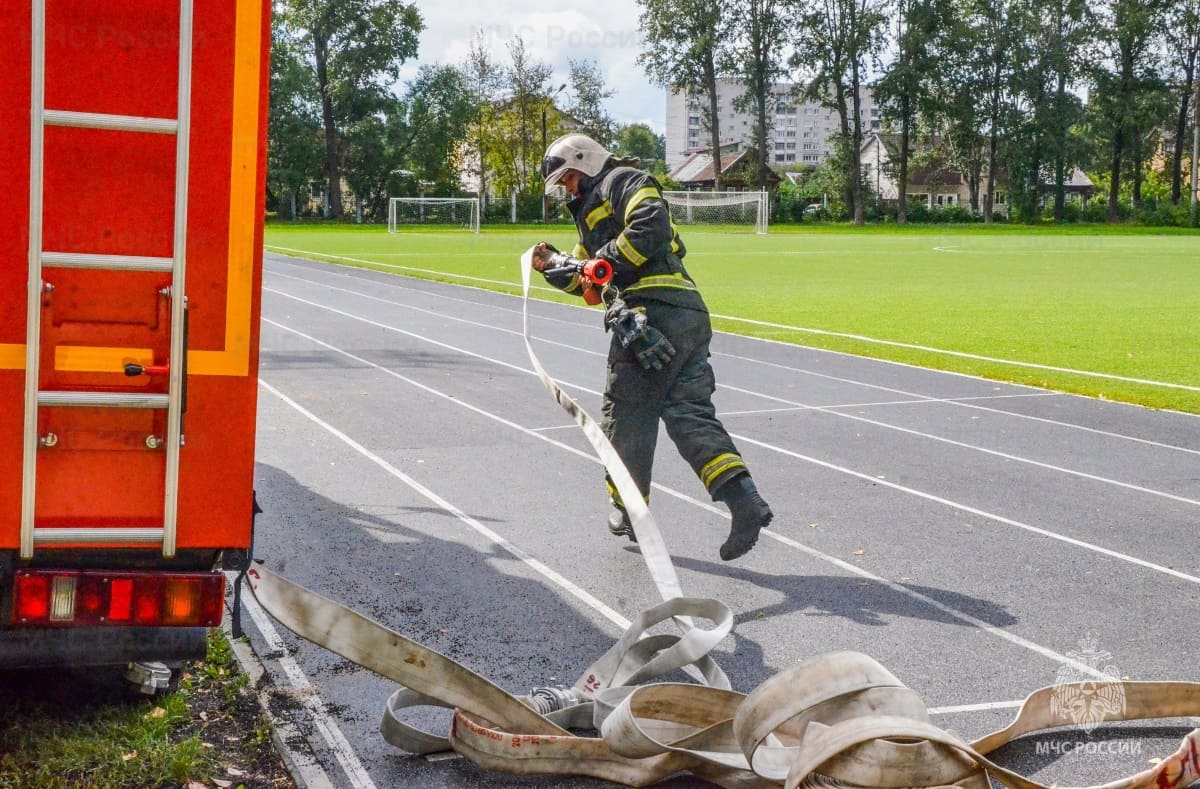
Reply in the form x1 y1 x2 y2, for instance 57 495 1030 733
601 300 749 509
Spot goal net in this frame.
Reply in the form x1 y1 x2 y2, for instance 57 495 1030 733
662 191 769 234
388 197 480 233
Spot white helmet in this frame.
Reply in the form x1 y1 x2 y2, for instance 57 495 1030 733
540 133 612 194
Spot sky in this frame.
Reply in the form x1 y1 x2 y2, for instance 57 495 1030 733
398 0 667 133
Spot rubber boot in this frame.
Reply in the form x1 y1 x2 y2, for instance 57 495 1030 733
714 473 772 561
608 507 637 542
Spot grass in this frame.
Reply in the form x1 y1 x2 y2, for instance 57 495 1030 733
0 629 289 789
264 222 1200 414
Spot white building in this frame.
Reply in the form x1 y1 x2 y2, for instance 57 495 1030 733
665 79 879 171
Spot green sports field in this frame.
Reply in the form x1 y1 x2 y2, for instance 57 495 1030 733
264 223 1200 414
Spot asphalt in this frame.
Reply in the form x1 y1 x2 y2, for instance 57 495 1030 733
233 250 1200 788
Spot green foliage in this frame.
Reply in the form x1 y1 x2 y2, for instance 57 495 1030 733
481 36 554 207
392 64 477 195
273 0 423 217
615 123 665 166
637 0 732 185
267 18 325 219
1132 201 1194 226
772 180 805 222
565 59 617 148
0 629 258 789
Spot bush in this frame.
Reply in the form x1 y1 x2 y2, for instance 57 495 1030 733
772 182 805 223
933 205 979 223
1056 201 1083 223
1081 200 1110 223
1133 202 1192 227
905 202 932 223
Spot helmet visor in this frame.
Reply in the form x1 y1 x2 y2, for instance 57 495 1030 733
541 154 569 193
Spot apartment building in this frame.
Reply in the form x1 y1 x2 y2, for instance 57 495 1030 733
664 79 879 170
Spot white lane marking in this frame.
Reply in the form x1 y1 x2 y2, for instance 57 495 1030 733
259 320 1113 681
224 598 337 789
240 580 378 789
733 428 1200 587
266 262 1200 456
719 393 1056 418
722 353 1200 458
265 249 1200 394
258 379 633 634
263 283 1200 512
265 273 1200 479
722 381 1200 509
932 246 964 253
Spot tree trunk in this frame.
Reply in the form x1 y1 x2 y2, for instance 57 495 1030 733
984 102 999 224
1131 126 1143 206
757 84 770 191
1053 74 1067 220
1171 60 1194 204
1108 49 1135 223
1107 126 1123 222
314 35 343 219
898 106 909 225
704 54 724 192
833 81 852 217
850 65 864 225
1026 141 1042 223
1054 155 1066 221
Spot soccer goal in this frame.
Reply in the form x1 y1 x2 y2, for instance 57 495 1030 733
662 191 769 235
388 197 480 233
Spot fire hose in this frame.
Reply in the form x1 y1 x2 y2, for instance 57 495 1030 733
243 247 1200 787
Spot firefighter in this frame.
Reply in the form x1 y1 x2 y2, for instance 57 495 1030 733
530 132 773 561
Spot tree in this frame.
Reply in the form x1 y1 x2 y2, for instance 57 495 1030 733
873 0 952 223
276 0 422 218
341 112 395 220
480 36 554 211
726 0 790 191
791 0 889 223
615 123 666 163
565 59 617 148
267 18 324 219
1046 0 1094 219
460 32 506 214
1006 0 1071 221
394 65 477 193
1165 0 1200 204
638 0 733 189
1089 0 1167 221
969 0 1029 223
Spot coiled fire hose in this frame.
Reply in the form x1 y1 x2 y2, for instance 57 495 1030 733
243 247 1200 788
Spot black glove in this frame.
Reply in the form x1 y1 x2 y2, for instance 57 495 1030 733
604 297 676 371
604 296 644 348
633 326 676 371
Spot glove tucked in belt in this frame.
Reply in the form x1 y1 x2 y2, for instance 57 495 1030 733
604 296 677 372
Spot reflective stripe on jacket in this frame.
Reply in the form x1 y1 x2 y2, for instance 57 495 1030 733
567 166 707 313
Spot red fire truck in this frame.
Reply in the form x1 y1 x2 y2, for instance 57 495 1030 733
0 0 270 687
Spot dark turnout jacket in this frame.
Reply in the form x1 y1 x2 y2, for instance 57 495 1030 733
553 165 708 313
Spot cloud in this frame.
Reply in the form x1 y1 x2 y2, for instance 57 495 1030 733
398 0 665 132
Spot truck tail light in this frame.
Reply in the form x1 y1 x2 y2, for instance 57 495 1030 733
13 571 224 627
